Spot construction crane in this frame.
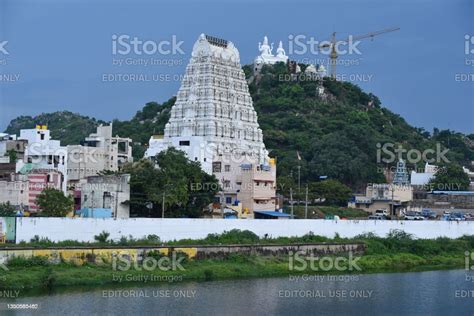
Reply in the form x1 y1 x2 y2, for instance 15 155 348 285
319 27 400 78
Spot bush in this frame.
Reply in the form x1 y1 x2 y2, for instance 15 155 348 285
173 251 189 264
8 256 49 267
387 230 413 241
204 229 260 244
94 231 110 243
146 234 160 243
203 269 214 281
146 250 166 260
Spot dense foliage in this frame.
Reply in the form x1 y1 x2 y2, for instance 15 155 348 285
247 63 474 189
5 111 106 145
429 163 470 191
36 188 74 217
121 148 220 218
0 202 17 217
5 64 473 190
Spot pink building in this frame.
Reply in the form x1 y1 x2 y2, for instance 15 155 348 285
27 170 62 213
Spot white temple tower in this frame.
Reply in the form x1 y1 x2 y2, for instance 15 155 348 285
146 34 277 216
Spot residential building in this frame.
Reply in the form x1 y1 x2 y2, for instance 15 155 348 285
0 133 27 162
0 174 29 210
16 125 68 193
79 174 130 218
349 183 413 215
236 160 277 216
27 170 63 213
67 124 133 186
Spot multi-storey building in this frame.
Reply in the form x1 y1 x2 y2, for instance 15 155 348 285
16 125 68 193
27 170 62 213
67 124 133 186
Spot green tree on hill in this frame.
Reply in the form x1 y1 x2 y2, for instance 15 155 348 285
309 179 352 206
429 163 470 191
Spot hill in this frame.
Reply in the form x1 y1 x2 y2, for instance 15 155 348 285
5 111 107 145
4 63 473 189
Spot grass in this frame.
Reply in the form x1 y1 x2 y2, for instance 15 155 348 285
291 205 369 219
0 230 472 292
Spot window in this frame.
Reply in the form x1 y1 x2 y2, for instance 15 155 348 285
224 165 230 172
179 140 190 146
212 162 222 173
224 180 230 188
226 197 232 204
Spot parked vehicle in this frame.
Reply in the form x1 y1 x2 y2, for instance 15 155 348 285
448 212 466 221
368 214 386 220
421 209 437 219
374 209 390 219
375 209 389 217
403 211 425 220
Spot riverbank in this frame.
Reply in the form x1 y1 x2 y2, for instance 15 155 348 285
0 252 466 292
0 230 472 292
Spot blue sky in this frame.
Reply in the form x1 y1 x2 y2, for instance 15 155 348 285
0 0 473 133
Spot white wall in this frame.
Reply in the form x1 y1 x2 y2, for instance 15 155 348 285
14 218 474 243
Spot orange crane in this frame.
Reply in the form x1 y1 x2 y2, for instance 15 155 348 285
319 27 400 78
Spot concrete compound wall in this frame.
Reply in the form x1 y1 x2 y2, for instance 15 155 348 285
13 218 474 243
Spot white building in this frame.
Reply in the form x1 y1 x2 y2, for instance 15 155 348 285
146 34 277 216
0 174 29 210
254 36 288 71
410 162 437 187
16 125 68 193
80 174 130 218
67 124 133 185
462 166 474 190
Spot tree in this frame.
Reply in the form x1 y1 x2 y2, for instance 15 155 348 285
7 150 17 163
0 202 17 217
429 163 470 191
309 179 352 206
36 188 73 217
122 148 220 218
